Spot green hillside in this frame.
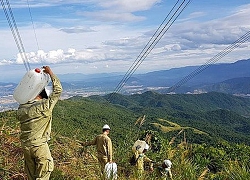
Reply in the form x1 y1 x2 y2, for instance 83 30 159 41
1 91 250 179
98 91 250 145
103 91 250 116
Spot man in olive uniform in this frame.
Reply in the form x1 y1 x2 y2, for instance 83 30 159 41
134 143 154 179
17 66 62 180
82 124 113 173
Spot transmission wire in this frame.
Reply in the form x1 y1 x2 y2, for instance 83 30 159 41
26 0 40 51
113 0 190 95
5 0 31 70
117 0 191 93
108 0 191 101
167 30 250 93
1 0 31 71
112 0 181 95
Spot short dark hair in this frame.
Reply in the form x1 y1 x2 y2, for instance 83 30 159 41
103 128 110 132
39 89 48 99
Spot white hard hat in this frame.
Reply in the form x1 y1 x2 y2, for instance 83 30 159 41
163 160 172 167
144 143 149 150
132 140 147 154
103 124 110 130
45 86 53 97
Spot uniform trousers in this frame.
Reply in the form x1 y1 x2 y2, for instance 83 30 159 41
22 143 54 180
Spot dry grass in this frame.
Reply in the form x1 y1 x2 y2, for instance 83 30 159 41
152 118 209 135
0 120 26 180
1 114 249 180
198 168 209 180
134 115 146 128
51 136 102 179
158 118 181 127
152 122 183 133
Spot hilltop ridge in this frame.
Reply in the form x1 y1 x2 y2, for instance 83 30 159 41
1 91 250 179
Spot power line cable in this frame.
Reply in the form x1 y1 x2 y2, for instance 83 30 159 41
108 0 191 101
118 0 191 93
5 0 31 70
26 0 40 51
1 0 31 71
167 30 250 93
113 0 190 95
112 0 182 95
26 0 46 68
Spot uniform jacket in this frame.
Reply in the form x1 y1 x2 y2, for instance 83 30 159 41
86 133 113 161
17 74 62 147
135 150 153 171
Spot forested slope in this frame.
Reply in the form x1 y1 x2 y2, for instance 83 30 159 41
102 91 250 116
92 91 250 145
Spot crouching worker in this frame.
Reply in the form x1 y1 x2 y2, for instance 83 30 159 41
81 124 113 174
16 66 62 180
134 143 154 179
157 159 173 180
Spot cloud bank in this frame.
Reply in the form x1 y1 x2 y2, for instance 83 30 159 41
0 1 249 75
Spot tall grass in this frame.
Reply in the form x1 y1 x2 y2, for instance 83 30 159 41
224 161 250 180
1 113 250 179
1 112 25 180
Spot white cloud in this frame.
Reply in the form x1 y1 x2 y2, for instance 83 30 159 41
60 27 96 34
83 11 145 22
0 59 13 65
163 4 250 51
78 0 161 22
0 1 250 77
97 0 161 12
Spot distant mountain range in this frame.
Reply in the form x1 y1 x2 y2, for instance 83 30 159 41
0 82 16 96
201 77 250 95
58 58 250 94
1 58 250 95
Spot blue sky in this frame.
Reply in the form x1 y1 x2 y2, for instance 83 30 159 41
0 0 250 82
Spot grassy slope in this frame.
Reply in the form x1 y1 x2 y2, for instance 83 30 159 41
1 92 250 179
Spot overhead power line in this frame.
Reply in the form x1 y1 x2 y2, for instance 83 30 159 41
108 0 192 101
167 30 250 93
26 0 40 51
1 0 31 71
